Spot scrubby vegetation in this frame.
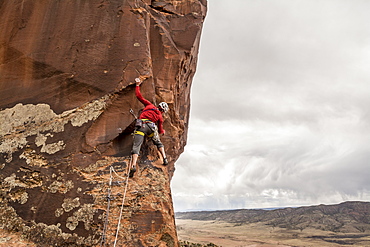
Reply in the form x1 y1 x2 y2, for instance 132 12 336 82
179 240 219 247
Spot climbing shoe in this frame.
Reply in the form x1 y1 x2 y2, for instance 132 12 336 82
129 167 136 178
163 157 168 166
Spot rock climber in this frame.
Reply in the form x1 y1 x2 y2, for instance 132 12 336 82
129 77 169 177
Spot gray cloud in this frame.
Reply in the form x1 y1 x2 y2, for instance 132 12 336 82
171 0 370 212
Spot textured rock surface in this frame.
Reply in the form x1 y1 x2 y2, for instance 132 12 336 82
0 0 207 246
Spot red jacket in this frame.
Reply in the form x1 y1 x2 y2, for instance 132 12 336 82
136 86 165 134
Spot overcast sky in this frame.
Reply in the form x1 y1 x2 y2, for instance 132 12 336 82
171 0 370 212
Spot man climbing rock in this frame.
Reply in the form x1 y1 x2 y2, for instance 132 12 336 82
129 77 169 177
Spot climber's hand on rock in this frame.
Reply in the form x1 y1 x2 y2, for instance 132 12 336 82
135 78 142 86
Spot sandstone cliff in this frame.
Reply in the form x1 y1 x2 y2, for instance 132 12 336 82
0 0 207 246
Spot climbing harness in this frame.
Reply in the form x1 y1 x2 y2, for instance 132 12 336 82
131 107 158 139
100 159 132 247
141 107 160 113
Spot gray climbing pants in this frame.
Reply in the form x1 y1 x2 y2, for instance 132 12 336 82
131 120 164 155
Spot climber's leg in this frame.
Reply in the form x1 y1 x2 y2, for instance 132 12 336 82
129 153 138 177
151 129 168 166
130 130 145 177
158 146 168 165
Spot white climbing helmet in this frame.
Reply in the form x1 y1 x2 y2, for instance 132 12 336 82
158 102 169 113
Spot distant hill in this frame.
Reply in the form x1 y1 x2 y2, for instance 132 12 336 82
176 201 370 233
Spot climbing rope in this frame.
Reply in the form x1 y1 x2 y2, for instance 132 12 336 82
100 167 113 247
100 160 132 247
111 166 127 180
113 159 132 247
101 109 137 246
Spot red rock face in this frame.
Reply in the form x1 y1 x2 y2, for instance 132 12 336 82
0 0 207 246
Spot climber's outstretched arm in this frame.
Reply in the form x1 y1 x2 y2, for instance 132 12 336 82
135 78 151 106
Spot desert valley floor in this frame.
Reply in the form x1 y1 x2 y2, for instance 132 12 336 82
176 219 370 247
